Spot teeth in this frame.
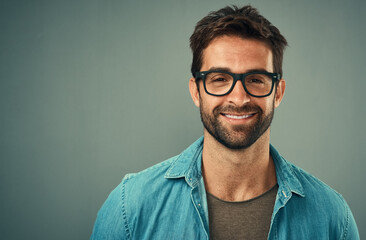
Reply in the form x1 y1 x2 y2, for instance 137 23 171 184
224 114 253 119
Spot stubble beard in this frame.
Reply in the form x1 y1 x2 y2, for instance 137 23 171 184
199 100 275 150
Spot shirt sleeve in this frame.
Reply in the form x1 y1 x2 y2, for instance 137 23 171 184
90 179 129 240
344 203 360 240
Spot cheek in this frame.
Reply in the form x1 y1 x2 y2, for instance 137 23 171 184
268 98 276 112
199 95 223 112
257 98 274 114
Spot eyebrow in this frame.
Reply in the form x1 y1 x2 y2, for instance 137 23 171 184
207 67 270 73
208 67 231 72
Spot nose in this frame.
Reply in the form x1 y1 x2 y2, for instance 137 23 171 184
227 80 251 105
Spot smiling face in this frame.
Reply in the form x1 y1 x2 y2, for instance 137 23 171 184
189 35 285 149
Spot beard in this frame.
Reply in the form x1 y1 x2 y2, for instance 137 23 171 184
199 100 274 150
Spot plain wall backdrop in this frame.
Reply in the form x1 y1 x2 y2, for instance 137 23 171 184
1 0 365 239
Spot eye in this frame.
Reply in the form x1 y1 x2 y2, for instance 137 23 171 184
248 78 264 84
246 74 269 84
212 77 227 82
206 73 231 83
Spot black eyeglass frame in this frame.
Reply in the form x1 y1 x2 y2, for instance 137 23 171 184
194 70 281 98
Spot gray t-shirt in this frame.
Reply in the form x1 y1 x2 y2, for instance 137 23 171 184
207 184 278 240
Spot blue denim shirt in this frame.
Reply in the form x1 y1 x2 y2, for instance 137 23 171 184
91 137 359 239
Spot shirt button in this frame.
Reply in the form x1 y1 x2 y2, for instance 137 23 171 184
282 190 287 198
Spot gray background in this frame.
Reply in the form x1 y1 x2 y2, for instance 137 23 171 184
1 0 365 239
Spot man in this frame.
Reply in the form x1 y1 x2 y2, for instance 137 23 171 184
91 5 359 239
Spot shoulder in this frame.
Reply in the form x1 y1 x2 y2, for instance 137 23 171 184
109 154 181 203
287 160 344 203
270 145 346 208
124 155 177 182
282 159 359 239
91 137 205 239
121 155 180 197
90 156 180 239
271 144 359 238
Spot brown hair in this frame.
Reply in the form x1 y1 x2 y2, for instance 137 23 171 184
189 5 288 77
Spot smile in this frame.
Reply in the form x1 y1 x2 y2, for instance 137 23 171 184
222 113 254 119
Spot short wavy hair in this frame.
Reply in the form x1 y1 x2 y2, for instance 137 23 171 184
190 5 288 77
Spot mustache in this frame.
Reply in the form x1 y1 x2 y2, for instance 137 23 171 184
214 104 263 114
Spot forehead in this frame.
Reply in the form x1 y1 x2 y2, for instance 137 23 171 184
201 35 273 73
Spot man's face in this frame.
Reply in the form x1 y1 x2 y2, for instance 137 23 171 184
189 35 285 149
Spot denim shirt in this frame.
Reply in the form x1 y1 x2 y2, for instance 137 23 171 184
91 137 359 239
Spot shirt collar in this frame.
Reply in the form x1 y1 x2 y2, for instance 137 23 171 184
165 136 305 197
270 144 305 198
165 136 204 187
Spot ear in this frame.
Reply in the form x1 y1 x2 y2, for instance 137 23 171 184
189 77 200 107
274 79 286 108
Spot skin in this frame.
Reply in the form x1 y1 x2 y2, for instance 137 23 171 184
189 35 286 201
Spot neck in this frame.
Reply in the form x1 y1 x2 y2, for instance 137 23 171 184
202 129 276 202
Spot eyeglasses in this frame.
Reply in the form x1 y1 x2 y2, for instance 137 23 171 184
194 70 281 97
